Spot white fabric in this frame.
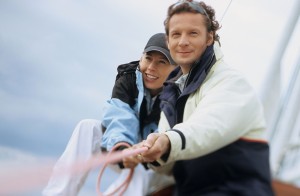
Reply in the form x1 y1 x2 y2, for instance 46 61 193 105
155 43 267 171
175 74 188 92
104 164 174 196
42 119 174 196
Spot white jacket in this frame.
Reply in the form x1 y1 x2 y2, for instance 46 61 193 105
155 43 267 172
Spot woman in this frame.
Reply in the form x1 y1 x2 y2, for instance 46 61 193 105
43 33 176 196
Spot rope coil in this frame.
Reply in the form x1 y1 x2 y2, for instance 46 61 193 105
96 143 148 196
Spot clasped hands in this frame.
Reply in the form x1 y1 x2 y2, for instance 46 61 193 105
122 133 170 169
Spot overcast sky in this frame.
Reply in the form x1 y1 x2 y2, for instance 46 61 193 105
0 0 299 195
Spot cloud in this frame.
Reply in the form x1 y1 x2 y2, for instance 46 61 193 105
0 0 300 191
0 146 47 164
0 0 120 155
0 145 123 196
0 146 54 195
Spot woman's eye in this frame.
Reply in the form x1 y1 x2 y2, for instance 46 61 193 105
159 60 167 65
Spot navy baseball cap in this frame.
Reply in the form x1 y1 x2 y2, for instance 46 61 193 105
143 33 175 65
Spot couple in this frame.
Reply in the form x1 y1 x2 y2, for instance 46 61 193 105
43 1 274 195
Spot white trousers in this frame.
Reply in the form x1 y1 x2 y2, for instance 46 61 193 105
42 119 174 196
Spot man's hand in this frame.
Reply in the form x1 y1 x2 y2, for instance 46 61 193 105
141 133 171 162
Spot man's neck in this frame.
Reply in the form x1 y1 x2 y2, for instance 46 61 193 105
180 64 192 75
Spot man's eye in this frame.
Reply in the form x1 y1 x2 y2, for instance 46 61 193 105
171 33 180 38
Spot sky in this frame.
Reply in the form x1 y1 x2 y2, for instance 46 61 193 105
0 0 300 195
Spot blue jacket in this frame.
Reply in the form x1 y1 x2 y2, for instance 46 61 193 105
101 61 160 151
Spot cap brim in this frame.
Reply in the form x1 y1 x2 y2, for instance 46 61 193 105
144 46 175 65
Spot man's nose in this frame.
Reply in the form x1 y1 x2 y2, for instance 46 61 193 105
178 35 189 46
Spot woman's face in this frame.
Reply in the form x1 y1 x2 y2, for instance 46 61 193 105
139 51 175 96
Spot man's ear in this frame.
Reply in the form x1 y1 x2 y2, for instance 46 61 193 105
166 35 170 50
207 32 214 46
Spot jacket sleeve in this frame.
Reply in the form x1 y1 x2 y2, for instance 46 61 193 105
161 67 266 164
101 72 139 151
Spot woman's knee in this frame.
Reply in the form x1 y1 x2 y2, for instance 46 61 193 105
75 119 102 136
78 119 101 127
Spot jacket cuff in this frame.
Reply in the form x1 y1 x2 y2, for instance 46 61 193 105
163 129 185 163
115 144 130 169
149 129 185 167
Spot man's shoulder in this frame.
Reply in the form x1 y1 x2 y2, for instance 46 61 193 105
208 60 243 81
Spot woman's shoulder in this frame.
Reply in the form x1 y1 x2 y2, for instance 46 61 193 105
116 61 139 80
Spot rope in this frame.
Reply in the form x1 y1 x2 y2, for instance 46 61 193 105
96 143 148 196
0 145 149 195
220 0 233 23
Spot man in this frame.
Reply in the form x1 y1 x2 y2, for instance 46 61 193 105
139 1 274 195
43 33 176 196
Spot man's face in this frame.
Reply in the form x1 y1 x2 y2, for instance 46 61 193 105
139 51 175 96
167 12 213 74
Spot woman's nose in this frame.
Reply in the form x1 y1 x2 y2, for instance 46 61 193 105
147 62 157 70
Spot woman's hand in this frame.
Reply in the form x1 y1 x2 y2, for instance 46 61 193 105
122 142 145 169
